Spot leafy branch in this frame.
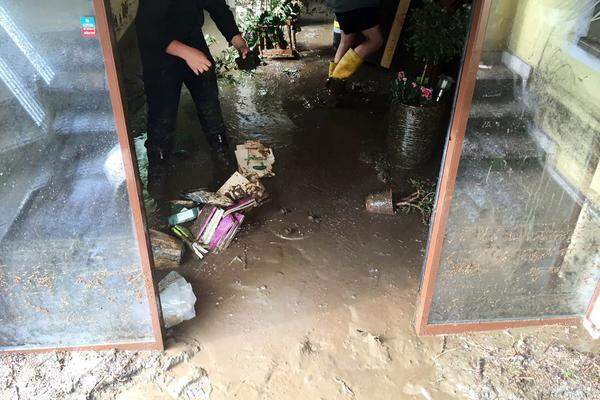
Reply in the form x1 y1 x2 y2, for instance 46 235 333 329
239 0 302 49
205 34 245 84
396 179 436 224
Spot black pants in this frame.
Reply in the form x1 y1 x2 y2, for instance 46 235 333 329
143 59 228 156
335 7 380 34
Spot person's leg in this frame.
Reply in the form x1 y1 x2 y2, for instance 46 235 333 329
143 67 183 203
329 31 356 80
183 68 228 150
331 8 382 80
354 25 384 59
334 32 356 64
183 67 235 185
144 69 183 161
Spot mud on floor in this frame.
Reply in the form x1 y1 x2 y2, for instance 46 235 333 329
1 325 598 399
1 23 598 400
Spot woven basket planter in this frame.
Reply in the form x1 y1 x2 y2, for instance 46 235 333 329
387 101 447 170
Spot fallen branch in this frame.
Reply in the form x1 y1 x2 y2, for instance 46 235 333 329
396 179 436 223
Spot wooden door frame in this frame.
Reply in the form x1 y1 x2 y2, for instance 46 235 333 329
414 0 591 336
90 0 165 351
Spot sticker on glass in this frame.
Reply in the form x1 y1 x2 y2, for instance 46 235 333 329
80 16 96 38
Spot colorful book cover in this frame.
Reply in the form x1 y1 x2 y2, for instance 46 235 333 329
192 205 217 241
217 214 245 252
208 213 237 250
200 208 224 245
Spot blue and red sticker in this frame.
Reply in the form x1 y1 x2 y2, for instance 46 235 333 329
80 16 96 38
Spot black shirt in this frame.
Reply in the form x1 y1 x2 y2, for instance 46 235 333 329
136 0 240 72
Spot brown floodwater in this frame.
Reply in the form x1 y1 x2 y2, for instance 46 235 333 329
1 23 596 400
130 22 453 399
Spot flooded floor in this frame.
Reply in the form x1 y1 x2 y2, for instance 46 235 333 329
139 22 442 399
1 23 598 400
130 24 597 399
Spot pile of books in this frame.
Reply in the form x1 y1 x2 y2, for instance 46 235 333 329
168 141 275 258
192 198 257 254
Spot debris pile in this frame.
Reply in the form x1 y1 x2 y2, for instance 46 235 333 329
149 229 185 270
165 141 274 260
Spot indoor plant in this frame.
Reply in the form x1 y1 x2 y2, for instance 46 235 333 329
387 0 470 170
388 72 449 169
240 0 302 57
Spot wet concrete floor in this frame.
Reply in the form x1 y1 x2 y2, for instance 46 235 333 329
134 22 449 398
124 23 599 400
1 22 597 400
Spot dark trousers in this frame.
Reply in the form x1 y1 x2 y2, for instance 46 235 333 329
143 60 228 157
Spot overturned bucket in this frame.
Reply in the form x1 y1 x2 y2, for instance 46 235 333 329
365 189 395 215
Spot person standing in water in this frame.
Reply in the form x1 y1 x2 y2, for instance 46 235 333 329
326 0 384 83
136 0 250 194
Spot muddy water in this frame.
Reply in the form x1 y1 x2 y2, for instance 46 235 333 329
137 23 433 216
1 23 596 400
129 23 455 399
120 24 599 400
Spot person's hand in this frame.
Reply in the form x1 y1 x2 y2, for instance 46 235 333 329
184 47 212 75
231 34 251 59
166 41 212 74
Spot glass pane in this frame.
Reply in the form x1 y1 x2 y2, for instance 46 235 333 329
0 0 155 349
429 0 600 324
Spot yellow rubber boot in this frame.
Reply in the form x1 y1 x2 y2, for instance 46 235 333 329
331 49 363 80
328 62 338 78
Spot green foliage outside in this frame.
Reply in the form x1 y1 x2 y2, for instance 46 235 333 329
406 0 471 70
239 0 302 50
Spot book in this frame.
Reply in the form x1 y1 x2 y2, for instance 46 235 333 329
184 189 233 207
200 207 225 245
218 172 267 201
235 141 275 180
168 207 199 226
191 205 217 241
223 198 257 218
208 213 237 250
209 213 244 253
217 214 245 252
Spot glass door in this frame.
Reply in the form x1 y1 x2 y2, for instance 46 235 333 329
417 0 600 334
0 0 162 350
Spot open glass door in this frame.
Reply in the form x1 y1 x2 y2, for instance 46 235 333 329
0 0 162 351
417 0 600 335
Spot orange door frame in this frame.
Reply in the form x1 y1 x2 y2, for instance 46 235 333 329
91 0 165 350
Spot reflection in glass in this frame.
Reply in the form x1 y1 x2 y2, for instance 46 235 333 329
430 0 599 324
0 4 55 84
0 0 154 350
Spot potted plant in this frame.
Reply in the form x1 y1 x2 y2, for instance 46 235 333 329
387 0 470 170
407 0 471 85
240 0 303 59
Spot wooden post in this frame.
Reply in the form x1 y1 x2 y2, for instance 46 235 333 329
286 21 293 50
292 24 297 51
380 0 412 69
